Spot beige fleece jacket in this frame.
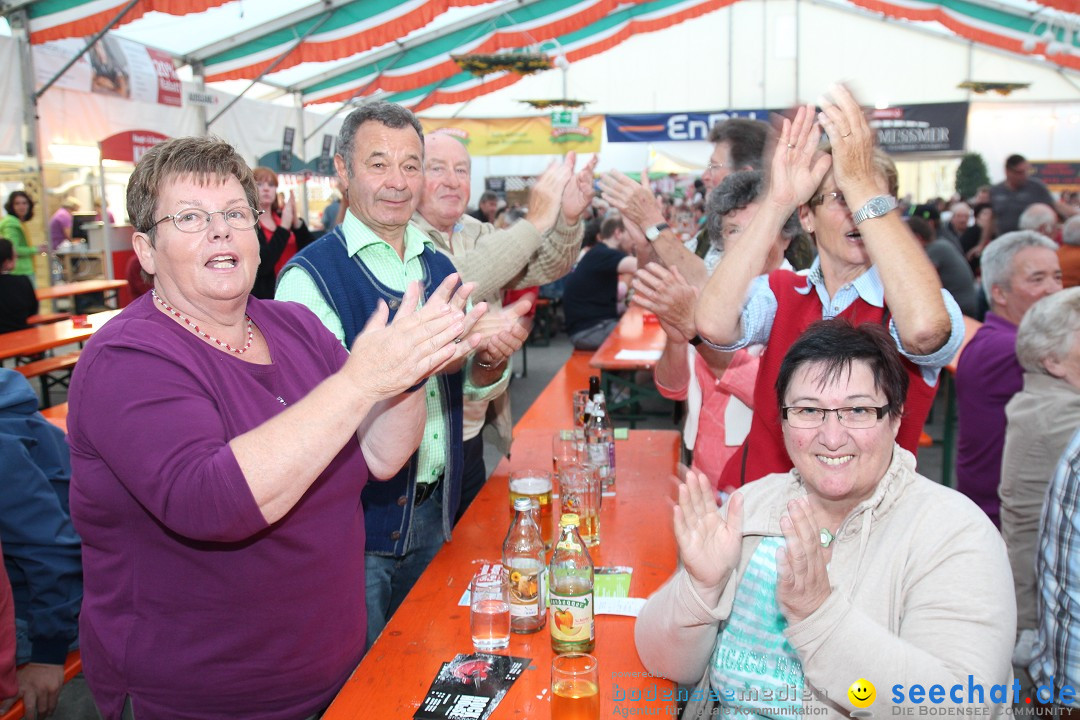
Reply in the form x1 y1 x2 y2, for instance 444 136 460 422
635 446 1015 718
411 212 584 449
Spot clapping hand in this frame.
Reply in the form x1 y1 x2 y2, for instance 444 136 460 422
776 497 832 625
674 469 744 604
816 84 878 199
766 104 832 212
561 153 600 225
346 274 485 398
280 191 297 229
599 169 664 229
631 263 697 343
472 295 533 368
527 159 575 234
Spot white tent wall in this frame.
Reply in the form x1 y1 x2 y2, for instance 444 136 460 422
969 102 1080 182
0 37 21 158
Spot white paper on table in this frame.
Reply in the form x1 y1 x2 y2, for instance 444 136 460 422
614 349 663 362
596 597 647 616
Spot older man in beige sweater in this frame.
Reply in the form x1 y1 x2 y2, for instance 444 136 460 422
412 132 596 520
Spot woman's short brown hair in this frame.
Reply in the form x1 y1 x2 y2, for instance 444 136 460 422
126 136 257 241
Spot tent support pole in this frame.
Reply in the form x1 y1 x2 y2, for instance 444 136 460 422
192 61 209 136
9 8 51 286
296 92 309 222
35 0 139 101
208 10 334 128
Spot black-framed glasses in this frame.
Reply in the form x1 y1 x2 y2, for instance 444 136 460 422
150 206 263 233
782 405 890 429
809 191 848 210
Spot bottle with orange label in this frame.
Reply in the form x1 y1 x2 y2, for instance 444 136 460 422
503 497 546 634
549 513 595 653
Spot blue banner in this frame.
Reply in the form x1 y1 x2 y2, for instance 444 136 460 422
605 110 769 143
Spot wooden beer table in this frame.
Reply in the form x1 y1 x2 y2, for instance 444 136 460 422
0 309 121 362
589 309 671 427
323 428 681 719
36 279 128 304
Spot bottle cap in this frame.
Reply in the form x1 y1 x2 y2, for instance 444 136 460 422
513 497 535 512
560 513 580 527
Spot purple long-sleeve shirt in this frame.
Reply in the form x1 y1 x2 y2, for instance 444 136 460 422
67 294 369 720
955 312 1023 527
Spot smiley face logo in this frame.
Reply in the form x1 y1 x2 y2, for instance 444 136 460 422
848 679 876 708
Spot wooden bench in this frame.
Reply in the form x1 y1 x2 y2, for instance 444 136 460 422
0 650 82 720
41 402 68 434
27 312 73 326
15 351 80 408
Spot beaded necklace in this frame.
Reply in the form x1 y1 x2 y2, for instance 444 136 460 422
152 289 254 355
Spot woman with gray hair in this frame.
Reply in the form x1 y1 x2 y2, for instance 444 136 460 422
1000 286 1080 683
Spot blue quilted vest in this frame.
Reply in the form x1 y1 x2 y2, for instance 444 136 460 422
283 226 463 556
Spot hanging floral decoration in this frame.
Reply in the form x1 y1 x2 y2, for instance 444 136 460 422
452 53 553 76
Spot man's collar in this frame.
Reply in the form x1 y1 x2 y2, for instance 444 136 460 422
342 209 433 259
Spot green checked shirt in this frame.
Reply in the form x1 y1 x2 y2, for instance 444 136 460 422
276 210 502 485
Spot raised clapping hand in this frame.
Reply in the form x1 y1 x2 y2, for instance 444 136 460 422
674 469 744 603
776 496 833 625
560 153 600 225
598 169 664 229
767 104 833 212
345 273 485 399
471 295 534 368
527 158 575 234
280 190 297 230
816 84 878 199
631 263 697 344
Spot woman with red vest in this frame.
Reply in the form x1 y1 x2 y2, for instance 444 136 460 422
252 167 314 300
696 85 963 488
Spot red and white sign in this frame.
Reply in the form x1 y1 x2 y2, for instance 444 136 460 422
33 32 182 107
100 131 168 163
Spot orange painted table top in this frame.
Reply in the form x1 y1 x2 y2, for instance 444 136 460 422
323 428 681 719
589 310 667 372
513 351 595 434
36 278 127 301
0 309 120 361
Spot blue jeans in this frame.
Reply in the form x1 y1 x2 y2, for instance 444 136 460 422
364 492 444 650
454 434 487 525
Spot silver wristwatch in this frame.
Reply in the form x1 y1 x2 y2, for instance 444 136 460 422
852 195 898 226
644 222 670 242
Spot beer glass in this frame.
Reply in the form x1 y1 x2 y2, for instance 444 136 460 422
551 653 599 719
509 469 554 546
553 430 580 478
558 463 601 547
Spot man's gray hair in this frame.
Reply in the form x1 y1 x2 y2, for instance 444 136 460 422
336 100 424 178
1018 203 1057 234
950 202 972 215
981 230 1058 300
1016 286 1080 373
1063 215 1080 247
705 170 799 248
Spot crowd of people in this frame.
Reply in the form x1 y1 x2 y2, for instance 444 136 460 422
2 85 1080 719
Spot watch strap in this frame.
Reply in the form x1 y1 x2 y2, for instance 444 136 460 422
852 195 897 226
645 222 670 241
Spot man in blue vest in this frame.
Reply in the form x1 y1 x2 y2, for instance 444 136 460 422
276 101 529 649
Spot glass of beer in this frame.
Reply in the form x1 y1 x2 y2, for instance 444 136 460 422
510 469 553 546
470 566 510 651
558 463 600 547
551 653 599 720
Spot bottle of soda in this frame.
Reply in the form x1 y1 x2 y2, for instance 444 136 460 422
581 375 600 428
503 498 546 634
549 513 595 653
585 393 616 489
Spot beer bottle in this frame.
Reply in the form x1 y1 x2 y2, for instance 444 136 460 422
549 513 595 653
585 394 616 489
582 375 600 427
503 498 546 634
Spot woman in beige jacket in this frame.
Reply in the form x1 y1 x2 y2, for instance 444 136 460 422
635 319 1014 718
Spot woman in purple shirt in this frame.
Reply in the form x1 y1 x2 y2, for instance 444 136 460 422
66 136 484 720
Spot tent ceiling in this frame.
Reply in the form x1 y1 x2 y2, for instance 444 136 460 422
5 0 1080 114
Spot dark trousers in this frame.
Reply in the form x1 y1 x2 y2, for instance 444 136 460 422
455 433 488 525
